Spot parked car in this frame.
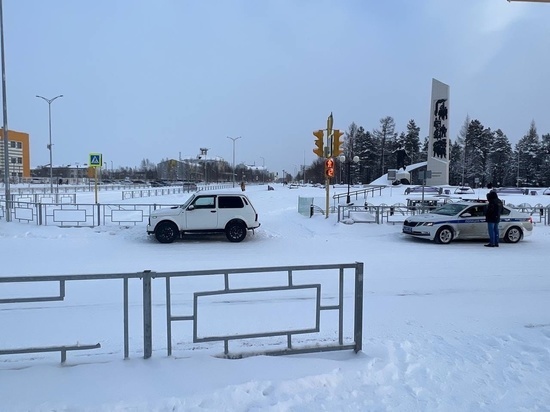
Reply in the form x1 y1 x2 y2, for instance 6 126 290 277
182 182 198 191
402 200 533 244
147 192 261 243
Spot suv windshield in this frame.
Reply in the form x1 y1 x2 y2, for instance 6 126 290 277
432 203 469 216
180 194 196 209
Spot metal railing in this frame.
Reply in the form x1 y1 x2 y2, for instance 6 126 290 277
121 184 232 200
336 204 550 225
4 198 549 227
332 185 386 204
2 183 150 196
0 343 101 363
0 262 364 363
3 201 178 226
121 186 194 200
3 192 77 205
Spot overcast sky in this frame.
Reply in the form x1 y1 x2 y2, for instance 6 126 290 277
4 0 550 176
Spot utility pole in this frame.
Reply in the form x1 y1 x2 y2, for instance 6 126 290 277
0 0 11 221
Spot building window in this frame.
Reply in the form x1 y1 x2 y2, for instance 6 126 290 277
17 157 22 164
10 157 16 164
17 142 22 149
10 141 15 148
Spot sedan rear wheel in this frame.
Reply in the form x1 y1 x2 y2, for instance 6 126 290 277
504 226 522 243
435 226 453 244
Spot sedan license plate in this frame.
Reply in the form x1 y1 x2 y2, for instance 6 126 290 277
403 226 412 233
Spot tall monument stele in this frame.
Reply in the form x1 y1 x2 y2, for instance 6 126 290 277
426 78 450 186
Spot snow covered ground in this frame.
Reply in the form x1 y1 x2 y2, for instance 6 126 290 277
1 183 550 411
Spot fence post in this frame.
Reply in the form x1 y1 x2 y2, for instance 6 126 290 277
123 278 129 359
142 270 153 358
97 203 101 226
353 261 364 353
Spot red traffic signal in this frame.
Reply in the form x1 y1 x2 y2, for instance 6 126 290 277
325 158 335 178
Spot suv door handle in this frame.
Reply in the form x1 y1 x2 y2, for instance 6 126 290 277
210 210 216 213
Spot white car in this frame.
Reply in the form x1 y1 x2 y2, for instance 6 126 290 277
147 192 260 243
402 200 533 244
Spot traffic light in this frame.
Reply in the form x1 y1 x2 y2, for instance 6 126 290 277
332 129 344 157
325 158 335 178
313 130 324 157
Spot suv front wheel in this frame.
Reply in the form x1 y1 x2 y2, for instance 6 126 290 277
226 220 247 242
155 221 179 244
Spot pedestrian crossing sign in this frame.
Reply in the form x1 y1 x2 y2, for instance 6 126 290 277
89 153 102 167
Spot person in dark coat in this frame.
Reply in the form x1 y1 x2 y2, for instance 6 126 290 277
484 190 503 247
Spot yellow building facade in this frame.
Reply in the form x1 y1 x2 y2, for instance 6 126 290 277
0 129 31 181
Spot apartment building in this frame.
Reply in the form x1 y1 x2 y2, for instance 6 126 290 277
0 129 31 182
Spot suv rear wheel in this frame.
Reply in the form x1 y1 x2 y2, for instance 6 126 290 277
155 221 179 244
226 220 247 242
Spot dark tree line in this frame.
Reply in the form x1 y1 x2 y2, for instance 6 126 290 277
299 116 550 187
451 119 550 187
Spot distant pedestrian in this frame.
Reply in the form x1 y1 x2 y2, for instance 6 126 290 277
484 190 503 247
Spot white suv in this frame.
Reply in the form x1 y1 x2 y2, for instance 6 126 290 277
147 191 261 243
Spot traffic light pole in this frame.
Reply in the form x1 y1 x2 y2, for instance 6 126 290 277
325 114 333 219
313 113 344 219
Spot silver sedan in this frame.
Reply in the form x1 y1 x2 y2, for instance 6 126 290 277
402 201 533 244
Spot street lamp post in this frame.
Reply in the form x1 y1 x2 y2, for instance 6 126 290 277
227 136 241 187
36 94 63 193
260 156 265 183
339 155 360 204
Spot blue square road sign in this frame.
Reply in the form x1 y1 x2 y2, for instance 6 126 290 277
89 153 102 167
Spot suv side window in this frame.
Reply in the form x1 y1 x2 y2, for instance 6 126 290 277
219 196 244 209
192 196 216 209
